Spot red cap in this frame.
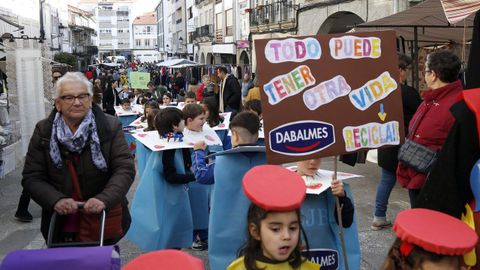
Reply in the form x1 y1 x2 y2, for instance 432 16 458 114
242 165 306 211
123 250 205 270
393 208 478 256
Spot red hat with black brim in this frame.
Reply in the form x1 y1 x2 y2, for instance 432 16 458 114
393 208 478 257
242 165 307 211
123 249 205 270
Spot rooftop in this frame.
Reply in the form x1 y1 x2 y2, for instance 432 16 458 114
133 12 156 25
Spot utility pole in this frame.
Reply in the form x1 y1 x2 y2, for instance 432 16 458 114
39 0 46 42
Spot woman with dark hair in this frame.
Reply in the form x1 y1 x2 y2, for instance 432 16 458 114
201 96 224 127
396 50 463 207
103 79 120 116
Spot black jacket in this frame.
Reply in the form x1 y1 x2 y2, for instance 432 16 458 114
103 86 120 114
222 75 241 111
416 100 478 218
377 84 421 172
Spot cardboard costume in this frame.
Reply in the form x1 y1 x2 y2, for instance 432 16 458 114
227 165 320 270
301 185 360 270
126 148 193 251
209 148 266 270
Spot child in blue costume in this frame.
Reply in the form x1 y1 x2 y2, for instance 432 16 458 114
202 112 265 270
156 107 196 248
182 104 211 251
191 111 261 185
296 158 359 270
228 165 320 270
202 96 231 150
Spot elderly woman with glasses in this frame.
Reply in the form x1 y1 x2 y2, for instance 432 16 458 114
22 72 135 244
396 51 463 207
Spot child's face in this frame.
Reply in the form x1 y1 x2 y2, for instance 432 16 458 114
187 113 206 132
296 158 322 176
163 95 171 105
173 119 185 133
122 102 131 111
251 211 300 262
185 98 196 105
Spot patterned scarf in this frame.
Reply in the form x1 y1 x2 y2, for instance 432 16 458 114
49 110 107 172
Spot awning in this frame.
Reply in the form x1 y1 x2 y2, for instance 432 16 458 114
440 0 480 24
155 58 202 68
356 0 475 47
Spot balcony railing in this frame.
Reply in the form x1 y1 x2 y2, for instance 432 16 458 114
194 24 214 41
215 29 223 43
249 1 297 26
72 45 98 56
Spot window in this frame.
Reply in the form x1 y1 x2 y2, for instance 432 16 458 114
145 39 150 46
136 39 141 47
226 9 233 36
188 7 193 19
216 13 223 30
146 26 151 33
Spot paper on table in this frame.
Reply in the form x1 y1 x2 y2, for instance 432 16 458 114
132 131 193 151
183 124 223 146
212 112 231 131
287 166 363 195
114 104 143 116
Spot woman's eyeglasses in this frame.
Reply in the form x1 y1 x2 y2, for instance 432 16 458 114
60 93 90 104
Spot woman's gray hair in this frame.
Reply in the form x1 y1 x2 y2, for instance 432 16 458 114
201 74 210 83
54 72 93 99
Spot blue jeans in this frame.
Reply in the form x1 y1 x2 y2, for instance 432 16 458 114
374 168 397 217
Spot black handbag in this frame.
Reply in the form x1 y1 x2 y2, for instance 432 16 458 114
397 114 438 173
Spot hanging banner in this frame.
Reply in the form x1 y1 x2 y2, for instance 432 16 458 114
255 31 404 164
130 72 150 89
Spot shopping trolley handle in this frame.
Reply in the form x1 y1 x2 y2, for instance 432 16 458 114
47 206 106 248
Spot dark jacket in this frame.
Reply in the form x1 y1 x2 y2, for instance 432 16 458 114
222 75 241 111
397 80 463 189
162 148 195 184
102 86 120 115
416 99 478 218
22 105 135 241
378 84 422 172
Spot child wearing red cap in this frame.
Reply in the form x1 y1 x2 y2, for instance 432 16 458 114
381 208 478 270
228 165 320 270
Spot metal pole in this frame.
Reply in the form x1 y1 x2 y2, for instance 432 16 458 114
413 26 419 90
334 156 349 270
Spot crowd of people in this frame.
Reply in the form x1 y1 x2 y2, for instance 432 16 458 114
11 49 480 270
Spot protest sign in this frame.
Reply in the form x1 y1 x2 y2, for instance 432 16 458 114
255 31 404 164
130 72 150 89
